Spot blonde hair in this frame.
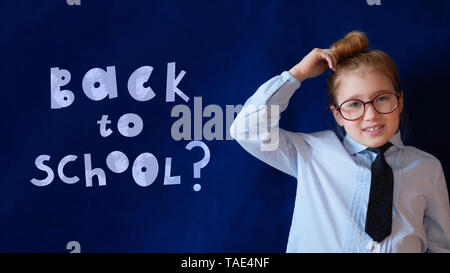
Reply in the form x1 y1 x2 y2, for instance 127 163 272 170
327 30 401 106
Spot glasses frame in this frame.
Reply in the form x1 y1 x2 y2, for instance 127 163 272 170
335 91 401 121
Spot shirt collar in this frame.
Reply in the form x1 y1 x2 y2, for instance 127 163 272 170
343 129 405 155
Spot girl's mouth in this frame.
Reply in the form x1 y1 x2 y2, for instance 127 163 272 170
363 125 384 136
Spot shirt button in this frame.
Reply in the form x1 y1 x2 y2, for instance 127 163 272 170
367 241 381 253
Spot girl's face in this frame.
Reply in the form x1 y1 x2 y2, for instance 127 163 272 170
330 67 403 148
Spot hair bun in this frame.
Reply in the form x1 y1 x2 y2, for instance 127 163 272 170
330 30 369 63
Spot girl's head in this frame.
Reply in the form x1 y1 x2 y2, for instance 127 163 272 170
328 30 404 148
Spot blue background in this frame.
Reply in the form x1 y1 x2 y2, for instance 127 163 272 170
1 0 449 252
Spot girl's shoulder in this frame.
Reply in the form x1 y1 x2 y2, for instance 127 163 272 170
293 129 344 153
399 145 443 169
295 130 339 145
295 129 337 138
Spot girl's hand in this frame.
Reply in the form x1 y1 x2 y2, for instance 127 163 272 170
289 48 337 82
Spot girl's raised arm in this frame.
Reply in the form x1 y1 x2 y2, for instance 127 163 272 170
229 48 336 178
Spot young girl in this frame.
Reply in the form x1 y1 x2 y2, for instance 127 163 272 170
229 31 450 253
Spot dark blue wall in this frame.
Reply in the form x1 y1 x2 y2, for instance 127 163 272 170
1 0 449 252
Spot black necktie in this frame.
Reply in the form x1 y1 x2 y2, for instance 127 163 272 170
365 142 394 243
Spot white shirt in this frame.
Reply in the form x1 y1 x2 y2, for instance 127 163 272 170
229 71 450 253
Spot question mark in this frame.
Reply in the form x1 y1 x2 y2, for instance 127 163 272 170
185 140 210 191
66 241 81 253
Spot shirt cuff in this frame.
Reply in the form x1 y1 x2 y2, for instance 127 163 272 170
281 71 301 89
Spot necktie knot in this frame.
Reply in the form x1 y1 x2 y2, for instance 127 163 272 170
367 142 393 155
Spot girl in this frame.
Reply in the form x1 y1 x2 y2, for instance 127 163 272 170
229 31 450 253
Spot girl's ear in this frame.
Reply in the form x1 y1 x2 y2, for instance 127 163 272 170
330 105 344 127
398 90 404 114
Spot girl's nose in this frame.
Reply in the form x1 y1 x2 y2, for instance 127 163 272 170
363 103 379 121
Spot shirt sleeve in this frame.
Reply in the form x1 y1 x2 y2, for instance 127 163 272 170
229 71 309 179
425 161 450 253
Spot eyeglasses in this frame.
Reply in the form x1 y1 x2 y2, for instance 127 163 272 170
336 92 401 121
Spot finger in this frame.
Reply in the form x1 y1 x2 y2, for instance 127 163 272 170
323 49 338 67
319 51 335 71
321 49 337 71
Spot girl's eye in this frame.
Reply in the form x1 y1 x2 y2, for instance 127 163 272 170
349 101 361 108
376 96 388 102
